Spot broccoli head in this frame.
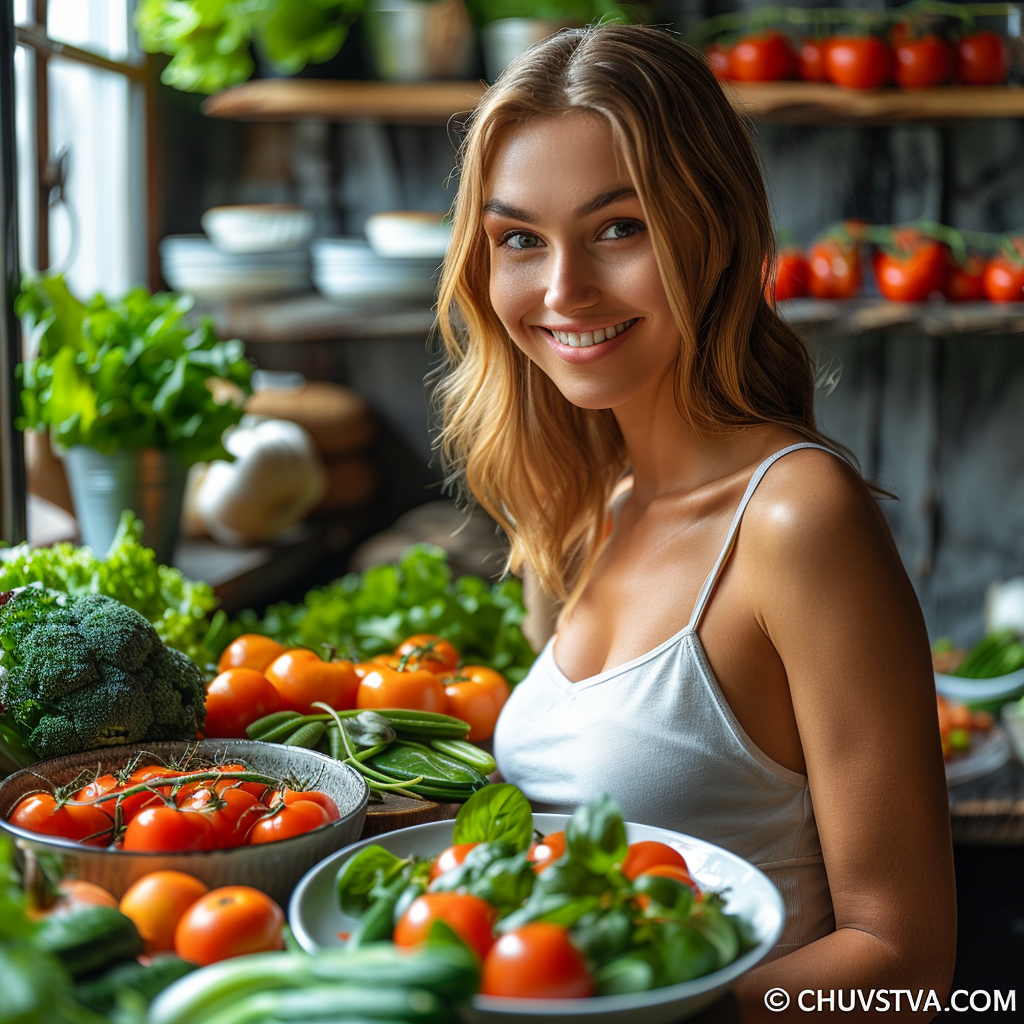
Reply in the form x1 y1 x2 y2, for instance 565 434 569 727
0 587 206 760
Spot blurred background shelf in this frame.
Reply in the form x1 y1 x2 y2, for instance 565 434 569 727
780 298 1024 336
201 79 1024 126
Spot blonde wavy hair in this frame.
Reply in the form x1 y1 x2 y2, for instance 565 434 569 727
432 23 857 618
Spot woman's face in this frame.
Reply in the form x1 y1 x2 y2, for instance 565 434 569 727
482 111 681 412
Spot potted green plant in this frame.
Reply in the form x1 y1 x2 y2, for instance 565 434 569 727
133 0 368 94
15 276 253 563
464 0 640 81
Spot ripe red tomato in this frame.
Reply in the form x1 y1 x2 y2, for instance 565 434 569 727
266 649 360 715
120 871 209 954
527 831 566 873
179 787 267 848
439 666 510 742
9 793 112 846
480 923 594 999
123 806 215 852
944 255 987 302
894 35 953 88
209 763 271 803
394 634 460 674
356 665 447 715
429 842 480 882
983 252 1024 302
767 249 809 302
955 30 1010 85
174 886 284 966
394 893 497 960
204 668 282 739
807 237 862 299
798 38 830 82
873 234 948 301
266 788 340 822
247 800 331 844
621 841 692 881
636 862 701 895
217 633 287 674
706 43 733 81
825 36 894 89
74 773 158 825
729 32 796 82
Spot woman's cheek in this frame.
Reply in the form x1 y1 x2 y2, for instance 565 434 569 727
489 262 540 348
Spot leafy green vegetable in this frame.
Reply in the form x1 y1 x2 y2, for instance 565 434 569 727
465 0 641 26
334 845 406 918
0 510 223 669
236 543 537 684
17 274 252 465
451 782 534 851
565 791 628 874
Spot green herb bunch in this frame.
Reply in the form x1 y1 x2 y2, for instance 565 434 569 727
16 275 253 465
134 0 366 94
465 0 642 26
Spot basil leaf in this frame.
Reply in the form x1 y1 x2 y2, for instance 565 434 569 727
571 907 635 966
497 892 602 933
452 784 534 851
594 955 656 996
652 921 721 984
335 845 404 918
687 902 740 970
632 873 694 917
565 793 627 875
367 745 487 787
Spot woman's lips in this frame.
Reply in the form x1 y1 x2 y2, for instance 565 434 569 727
538 318 639 364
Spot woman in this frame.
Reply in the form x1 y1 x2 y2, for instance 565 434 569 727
432 23 955 1020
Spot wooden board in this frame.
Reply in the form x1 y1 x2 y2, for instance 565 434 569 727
360 793 461 838
202 79 1024 126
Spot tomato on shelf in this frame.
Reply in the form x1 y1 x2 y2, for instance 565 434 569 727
438 665 510 742
729 32 796 82
984 246 1024 302
893 34 954 88
356 664 447 715
766 248 809 303
705 42 733 81
955 29 1010 86
825 35 894 89
872 231 948 301
204 667 282 738
265 648 360 715
798 38 830 82
807 234 862 299
944 255 987 302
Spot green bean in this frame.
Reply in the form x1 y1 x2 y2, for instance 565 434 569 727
283 721 326 749
245 710 304 741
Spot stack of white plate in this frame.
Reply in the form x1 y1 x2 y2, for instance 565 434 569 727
160 235 311 301
312 237 440 308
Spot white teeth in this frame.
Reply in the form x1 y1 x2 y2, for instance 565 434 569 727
551 318 636 348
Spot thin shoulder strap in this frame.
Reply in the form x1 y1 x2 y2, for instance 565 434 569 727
686 442 845 632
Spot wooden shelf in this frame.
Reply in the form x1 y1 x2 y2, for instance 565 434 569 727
781 297 1024 336
201 78 1024 126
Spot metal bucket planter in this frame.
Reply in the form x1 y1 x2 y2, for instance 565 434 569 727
63 446 188 564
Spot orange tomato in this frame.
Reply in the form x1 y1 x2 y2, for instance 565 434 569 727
636 862 700 894
527 831 566 873
429 842 480 882
621 841 691 881
217 634 288 674
356 666 447 714
394 634 460 674
267 788 340 822
174 886 284 965
439 666 510 742
204 668 282 738
248 800 332 844
120 871 210 953
265 649 360 714
394 893 496 960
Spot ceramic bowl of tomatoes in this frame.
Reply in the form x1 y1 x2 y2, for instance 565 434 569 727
289 814 784 1024
0 739 368 906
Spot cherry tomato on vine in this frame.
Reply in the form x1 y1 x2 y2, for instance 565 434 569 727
265 649 359 715
179 787 266 848
174 886 284 965
267 788 340 822
729 32 796 82
208 763 271 803
527 831 566 873
248 800 331 844
873 233 948 301
798 38 830 81
705 43 733 80
9 793 112 846
217 634 287 674
394 893 497 960
204 668 282 739
955 30 1010 86
621 841 692 881
429 842 480 882
983 249 1024 302
123 806 216 853
356 665 447 714
808 236 862 299
74 773 158 825
825 36 894 89
944 255 987 302
394 634 460 674
120 871 210 953
480 923 594 999
894 34 953 88
438 666 510 742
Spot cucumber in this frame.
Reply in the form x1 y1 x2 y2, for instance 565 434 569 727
76 954 196 1014
429 739 496 775
201 986 443 1024
34 904 144 979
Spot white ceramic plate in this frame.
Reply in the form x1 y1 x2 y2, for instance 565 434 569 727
935 666 1024 706
945 725 1012 785
290 814 785 1024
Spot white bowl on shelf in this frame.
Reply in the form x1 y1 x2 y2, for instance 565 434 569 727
364 211 451 258
935 665 1024 708
311 237 439 307
201 204 315 254
290 813 785 1024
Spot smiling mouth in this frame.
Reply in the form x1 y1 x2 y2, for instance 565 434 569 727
540 318 639 348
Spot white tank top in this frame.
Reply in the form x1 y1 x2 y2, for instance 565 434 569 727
494 443 840 958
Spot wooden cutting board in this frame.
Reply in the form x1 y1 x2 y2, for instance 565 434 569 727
360 793 460 838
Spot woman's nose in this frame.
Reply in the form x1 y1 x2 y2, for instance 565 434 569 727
543 248 601 315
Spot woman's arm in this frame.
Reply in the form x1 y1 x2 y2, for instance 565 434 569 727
721 452 956 1022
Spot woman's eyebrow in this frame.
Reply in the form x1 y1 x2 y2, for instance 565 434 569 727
482 186 638 223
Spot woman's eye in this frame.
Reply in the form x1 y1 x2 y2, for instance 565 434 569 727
500 231 541 251
599 220 644 241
